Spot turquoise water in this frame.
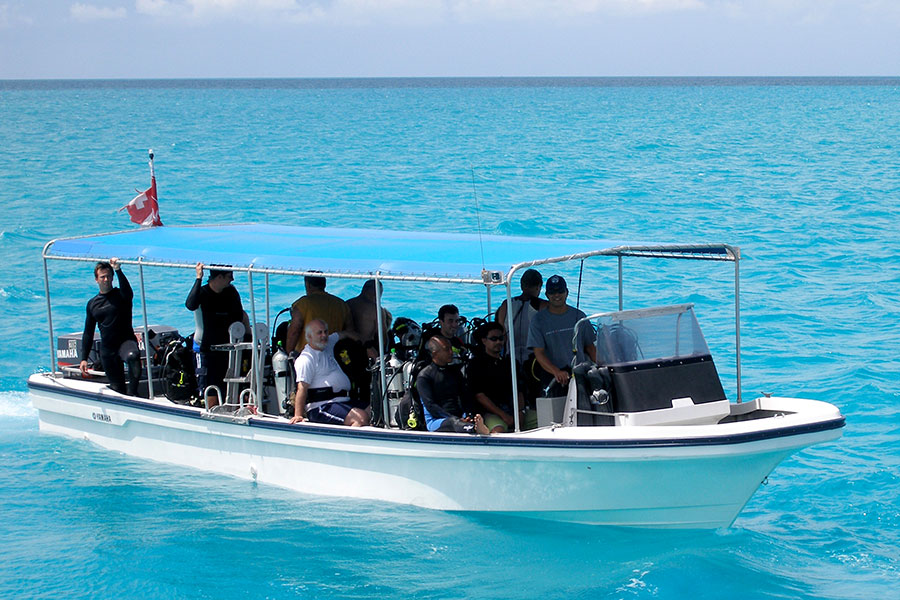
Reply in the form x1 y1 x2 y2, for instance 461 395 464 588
1 78 898 598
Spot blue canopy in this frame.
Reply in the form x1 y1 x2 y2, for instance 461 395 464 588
44 224 736 284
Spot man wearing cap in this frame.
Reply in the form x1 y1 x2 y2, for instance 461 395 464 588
526 274 596 395
186 263 250 407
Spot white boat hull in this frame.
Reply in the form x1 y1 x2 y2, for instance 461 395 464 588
29 373 844 528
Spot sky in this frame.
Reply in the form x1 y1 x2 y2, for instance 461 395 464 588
1 0 899 78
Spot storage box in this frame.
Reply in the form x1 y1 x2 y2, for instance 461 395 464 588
536 396 567 427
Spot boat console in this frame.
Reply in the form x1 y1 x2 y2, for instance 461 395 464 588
571 305 731 426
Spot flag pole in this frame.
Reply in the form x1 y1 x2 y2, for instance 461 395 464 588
148 149 155 183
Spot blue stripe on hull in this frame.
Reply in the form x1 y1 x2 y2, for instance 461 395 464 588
27 378 845 449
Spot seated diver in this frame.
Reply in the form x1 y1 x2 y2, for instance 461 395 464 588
467 322 528 433
419 304 469 363
289 319 370 427
415 336 489 435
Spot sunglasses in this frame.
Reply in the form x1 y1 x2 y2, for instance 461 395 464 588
486 335 506 341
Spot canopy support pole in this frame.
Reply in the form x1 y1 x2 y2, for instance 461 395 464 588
618 255 624 311
248 267 262 409
505 279 520 433
576 259 584 309
374 273 389 428
734 251 742 403
137 259 155 400
43 256 56 373
265 273 270 336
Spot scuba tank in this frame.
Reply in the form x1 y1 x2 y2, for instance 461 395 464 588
272 342 293 411
387 349 405 398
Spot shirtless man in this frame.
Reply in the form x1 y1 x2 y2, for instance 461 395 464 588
346 279 392 357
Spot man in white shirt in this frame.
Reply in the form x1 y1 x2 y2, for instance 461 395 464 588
289 319 370 427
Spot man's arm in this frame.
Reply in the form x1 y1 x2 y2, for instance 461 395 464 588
79 304 97 376
185 263 203 311
114 263 133 301
415 369 445 431
382 308 393 341
528 316 567 383
342 301 355 334
533 347 569 386
290 381 309 424
577 318 597 363
495 299 508 328
285 312 304 353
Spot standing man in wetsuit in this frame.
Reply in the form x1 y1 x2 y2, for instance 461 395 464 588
80 258 142 396
185 263 249 407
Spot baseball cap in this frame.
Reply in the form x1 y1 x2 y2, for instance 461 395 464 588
546 275 567 294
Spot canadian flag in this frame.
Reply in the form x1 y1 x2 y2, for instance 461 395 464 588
119 151 163 227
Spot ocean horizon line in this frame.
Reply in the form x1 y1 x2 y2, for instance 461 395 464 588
2 75 900 90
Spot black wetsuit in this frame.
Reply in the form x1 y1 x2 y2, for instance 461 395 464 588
416 362 476 433
185 279 244 396
81 269 140 395
467 352 516 416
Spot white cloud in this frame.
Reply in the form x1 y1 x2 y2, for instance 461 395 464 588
0 2 35 27
129 0 706 24
135 0 328 22
122 0 900 27
71 3 127 21
447 1 706 21
135 0 182 17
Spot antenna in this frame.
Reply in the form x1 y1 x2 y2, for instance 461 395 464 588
470 167 486 270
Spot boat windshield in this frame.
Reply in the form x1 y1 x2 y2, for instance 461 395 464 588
594 304 710 366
